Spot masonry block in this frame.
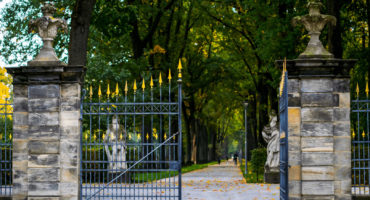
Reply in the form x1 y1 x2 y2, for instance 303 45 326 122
301 108 333 122
302 181 334 195
28 85 60 99
301 123 333 137
302 166 334 180
301 137 333 152
28 168 60 182
302 152 333 166
301 79 333 93
301 93 336 107
28 141 60 154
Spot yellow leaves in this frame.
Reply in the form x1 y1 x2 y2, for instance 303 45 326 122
149 45 166 54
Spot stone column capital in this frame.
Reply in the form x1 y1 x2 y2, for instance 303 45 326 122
6 65 86 85
275 58 356 78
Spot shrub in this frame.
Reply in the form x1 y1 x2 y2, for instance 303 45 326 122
250 147 267 182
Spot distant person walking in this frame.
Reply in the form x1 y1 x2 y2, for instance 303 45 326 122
218 157 221 165
233 152 238 165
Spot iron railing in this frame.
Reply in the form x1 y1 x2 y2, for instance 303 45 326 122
352 80 370 196
80 66 183 199
0 98 12 197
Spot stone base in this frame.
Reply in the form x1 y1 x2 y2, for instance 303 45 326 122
264 171 280 183
108 172 132 183
27 60 66 66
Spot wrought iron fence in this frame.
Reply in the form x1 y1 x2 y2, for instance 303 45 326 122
80 64 183 199
0 97 12 197
352 79 370 196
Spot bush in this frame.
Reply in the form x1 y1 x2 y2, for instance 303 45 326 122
250 148 267 182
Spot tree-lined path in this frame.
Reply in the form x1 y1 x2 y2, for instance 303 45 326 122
182 161 279 200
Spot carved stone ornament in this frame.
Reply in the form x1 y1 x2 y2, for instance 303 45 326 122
28 3 68 66
262 111 280 173
292 0 336 59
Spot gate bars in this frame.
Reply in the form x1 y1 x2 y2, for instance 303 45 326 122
352 78 370 196
80 61 183 199
0 94 12 197
279 59 288 200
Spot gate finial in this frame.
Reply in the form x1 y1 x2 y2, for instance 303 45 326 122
115 83 119 96
150 76 154 88
133 80 137 93
125 81 128 96
366 79 369 97
168 69 172 81
142 79 145 91
178 59 183 79
107 83 111 98
159 72 163 86
98 84 102 98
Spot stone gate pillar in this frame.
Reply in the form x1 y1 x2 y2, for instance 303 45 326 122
276 59 355 200
276 1 356 199
6 3 85 200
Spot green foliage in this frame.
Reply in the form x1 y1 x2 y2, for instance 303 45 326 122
1 0 369 164
240 159 264 183
250 148 267 181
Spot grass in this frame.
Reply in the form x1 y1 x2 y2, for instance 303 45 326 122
132 161 219 183
239 159 264 183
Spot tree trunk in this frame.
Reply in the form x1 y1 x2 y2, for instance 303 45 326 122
68 0 96 66
327 0 343 58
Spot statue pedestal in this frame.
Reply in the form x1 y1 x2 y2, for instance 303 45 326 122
264 171 280 184
108 171 132 183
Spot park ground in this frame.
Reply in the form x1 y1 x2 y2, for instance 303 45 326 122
182 160 279 200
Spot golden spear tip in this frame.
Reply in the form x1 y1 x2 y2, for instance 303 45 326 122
107 82 110 97
98 84 102 97
356 83 360 97
115 82 119 96
133 80 137 92
89 85 93 99
159 72 163 86
142 78 145 91
366 80 369 97
125 81 128 94
168 69 172 80
178 59 182 70
150 76 154 88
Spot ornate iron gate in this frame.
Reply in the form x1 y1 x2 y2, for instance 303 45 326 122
351 79 369 197
80 66 183 199
279 61 288 200
0 97 12 197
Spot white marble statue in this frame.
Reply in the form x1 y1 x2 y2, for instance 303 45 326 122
104 116 127 171
262 111 280 173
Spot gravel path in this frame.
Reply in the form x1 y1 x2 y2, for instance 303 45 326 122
182 160 280 200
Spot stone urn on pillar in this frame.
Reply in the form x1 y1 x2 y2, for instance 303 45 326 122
28 3 68 66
